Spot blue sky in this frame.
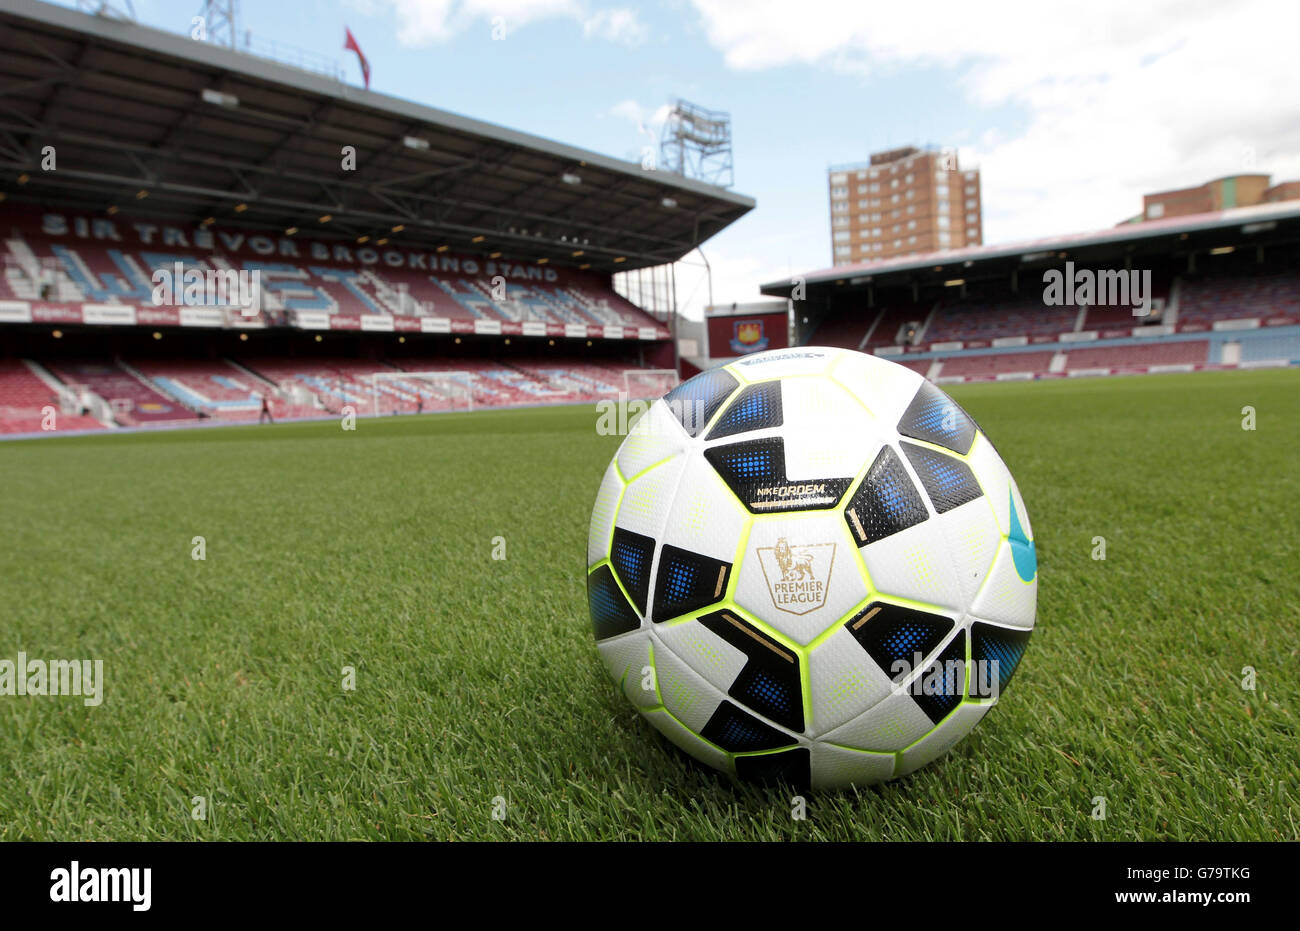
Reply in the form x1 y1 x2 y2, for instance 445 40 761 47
62 0 1300 317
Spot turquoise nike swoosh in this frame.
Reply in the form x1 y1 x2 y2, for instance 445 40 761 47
1008 489 1037 582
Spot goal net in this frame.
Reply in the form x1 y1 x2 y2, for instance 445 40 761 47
368 371 475 416
623 368 680 400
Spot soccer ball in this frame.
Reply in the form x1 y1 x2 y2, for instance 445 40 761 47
586 347 1037 789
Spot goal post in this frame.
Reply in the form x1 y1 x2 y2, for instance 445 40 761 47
623 368 680 400
367 371 475 416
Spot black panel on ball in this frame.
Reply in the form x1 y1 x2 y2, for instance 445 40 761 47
698 609 804 732
734 747 811 788
587 565 641 641
609 527 656 615
651 544 732 623
705 380 784 441
701 700 796 754
896 380 978 455
705 437 852 514
901 442 983 514
662 367 739 437
843 445 930 546
910 629 968 725
844 601 955 683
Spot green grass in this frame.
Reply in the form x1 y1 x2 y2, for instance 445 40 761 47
0 369 1296 841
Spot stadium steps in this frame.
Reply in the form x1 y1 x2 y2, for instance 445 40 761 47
2 267 39 300
24 359 118 428
433 278 491 320
494 284 547 324
117 358 204 416
358 269 409 316
3 238 42 298
1164 277 1181 327
233 357 333 410
915 301 938 343
23 358 71 397
933 350 1054 379
530 288 573 324
809 310 871 349
4 238 86 302
858 307 884 350
224 358 289 395
563 289 617 326
863 304 932 349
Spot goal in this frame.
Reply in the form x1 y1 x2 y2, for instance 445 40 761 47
623 368 679 400
367 371 475 416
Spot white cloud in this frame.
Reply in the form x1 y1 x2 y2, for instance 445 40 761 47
688 0 1300 243
606 99 673 138
607 99 643 123
376 0 645 46
582 9 648 45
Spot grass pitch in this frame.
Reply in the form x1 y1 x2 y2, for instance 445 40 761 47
0 369 1296 841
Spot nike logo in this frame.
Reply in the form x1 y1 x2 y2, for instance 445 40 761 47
1008 489 1037 582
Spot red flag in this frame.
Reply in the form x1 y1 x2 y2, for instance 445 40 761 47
344 27 370 89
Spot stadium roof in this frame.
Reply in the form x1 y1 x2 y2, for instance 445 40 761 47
760 199 1300 296
0 0 754 273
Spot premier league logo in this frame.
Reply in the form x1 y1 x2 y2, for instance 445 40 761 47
756 537 836 615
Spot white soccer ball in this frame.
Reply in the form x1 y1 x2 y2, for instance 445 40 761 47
586 347 1037 789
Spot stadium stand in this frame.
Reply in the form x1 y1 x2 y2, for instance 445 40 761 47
1078 302 1145 331
890 358 932 375
808 305 911 351
786 251 1300 387
936 351 1056 378
0 347 668 433
1077 276 1169 331
43 361 199 425
1177 270 1300 329
0 0 747 437
1237 332 1300 363
386 358 633 407
525 361 624 393
813 281 1270 349
807 309 872 350
0 359 103 433
229 356 645 414
925 296 1078 342
2 218 660 329
776 244 1300 384
130 358 319 421
239 358 396 410
1063 340 1209 371
862 304 933 349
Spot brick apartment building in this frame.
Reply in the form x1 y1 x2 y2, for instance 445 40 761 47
828 146 982 265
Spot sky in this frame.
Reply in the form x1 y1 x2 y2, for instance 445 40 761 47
60 0 1300 318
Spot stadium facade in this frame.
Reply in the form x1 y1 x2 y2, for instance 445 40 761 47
0 0 753 434
765 199 1300 383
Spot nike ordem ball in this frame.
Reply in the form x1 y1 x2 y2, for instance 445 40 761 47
585 347 1037 789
